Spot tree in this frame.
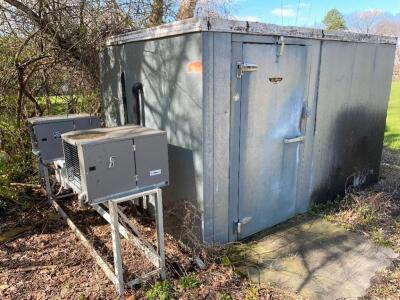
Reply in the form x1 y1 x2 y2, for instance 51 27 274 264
0 0 233 129
348 9 383 34
0 0 201 84
323 8 347 30
177 0 197 20
346 11 400 73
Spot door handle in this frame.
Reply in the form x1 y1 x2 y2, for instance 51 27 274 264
237 62 258 78
284 135 305 144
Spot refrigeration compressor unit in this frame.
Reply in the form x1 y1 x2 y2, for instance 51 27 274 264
28 114 100 163
62 125 169 204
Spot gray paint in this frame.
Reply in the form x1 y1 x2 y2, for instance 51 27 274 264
106 17 397 46
99 18 396 244
82 139 138 202
211 33 232 243
28 114 100 162
100 33 205 243
237 44 308 238
62 125 169 204
310 42 396 202
135 133 169 189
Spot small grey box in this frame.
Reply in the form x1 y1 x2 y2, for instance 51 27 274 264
62 125 169 204
28 114 100 163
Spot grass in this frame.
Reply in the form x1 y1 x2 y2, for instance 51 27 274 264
145 281 172 300
36 94 98 115
178 275 200 290
384 80 400 150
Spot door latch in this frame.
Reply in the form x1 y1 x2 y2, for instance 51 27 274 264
235 216 252 234
237 62 258 78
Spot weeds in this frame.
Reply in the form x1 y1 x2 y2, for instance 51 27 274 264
178 274 200 289
217 255 232 267
217 291 232 300
145 281 172 300
371 228 394 248
358 204 377 225
244 286 258 300
310 195 343 216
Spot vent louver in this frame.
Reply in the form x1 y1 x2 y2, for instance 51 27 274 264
63 141 81 189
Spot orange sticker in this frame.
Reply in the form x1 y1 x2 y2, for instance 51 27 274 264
187 60 203 74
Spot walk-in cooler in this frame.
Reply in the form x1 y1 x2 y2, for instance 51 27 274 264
99 17 397 244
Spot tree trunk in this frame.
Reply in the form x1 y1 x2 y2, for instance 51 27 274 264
16 68 24 129
176 0 198 20
148 0 164 26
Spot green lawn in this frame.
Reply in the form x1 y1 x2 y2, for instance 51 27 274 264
384 80 400 150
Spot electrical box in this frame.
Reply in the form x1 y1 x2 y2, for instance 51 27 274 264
62 125 169 204
28 114 100 163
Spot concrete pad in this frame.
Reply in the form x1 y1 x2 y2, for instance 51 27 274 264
229 215 398 299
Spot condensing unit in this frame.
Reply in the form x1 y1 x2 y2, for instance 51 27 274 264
28 114 100 162
62 125 169 204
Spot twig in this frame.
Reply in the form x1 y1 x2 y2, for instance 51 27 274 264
11 265 57 273
381 163 400 170
10 182 41 188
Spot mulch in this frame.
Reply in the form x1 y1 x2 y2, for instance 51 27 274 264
0 190 291 299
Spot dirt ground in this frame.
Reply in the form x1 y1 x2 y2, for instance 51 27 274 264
1 149 399 299
0 190 298 299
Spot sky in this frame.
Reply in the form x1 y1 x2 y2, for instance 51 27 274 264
234 0 400 27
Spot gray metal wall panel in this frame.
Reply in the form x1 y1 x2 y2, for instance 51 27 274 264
99 46 125 127
211 32 232 244
202 32 214 243
294 39 321 214
310 41 396 203
229 42 243 242
101 33 205 244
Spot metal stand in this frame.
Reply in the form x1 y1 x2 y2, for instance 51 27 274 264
40 162 166 297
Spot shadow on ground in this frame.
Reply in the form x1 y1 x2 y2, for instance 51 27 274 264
228 214 398 300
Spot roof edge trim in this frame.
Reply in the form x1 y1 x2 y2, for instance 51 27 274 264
105 17 398 46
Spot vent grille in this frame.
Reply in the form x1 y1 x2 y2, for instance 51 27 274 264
63 141 81 189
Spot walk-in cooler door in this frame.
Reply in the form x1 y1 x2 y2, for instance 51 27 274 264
235 43 308 239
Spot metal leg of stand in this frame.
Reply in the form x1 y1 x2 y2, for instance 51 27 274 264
155 188 166 280
109 201 124 296
42 163 52 203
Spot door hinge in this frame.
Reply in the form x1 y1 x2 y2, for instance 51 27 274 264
276 36 285 62
284 135 305 144
132 144 136 151
302 102 310 118
135 174 139 181
237 62 258 78
234 216 252 234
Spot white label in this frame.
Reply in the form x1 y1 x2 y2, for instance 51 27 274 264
149 169 161 176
